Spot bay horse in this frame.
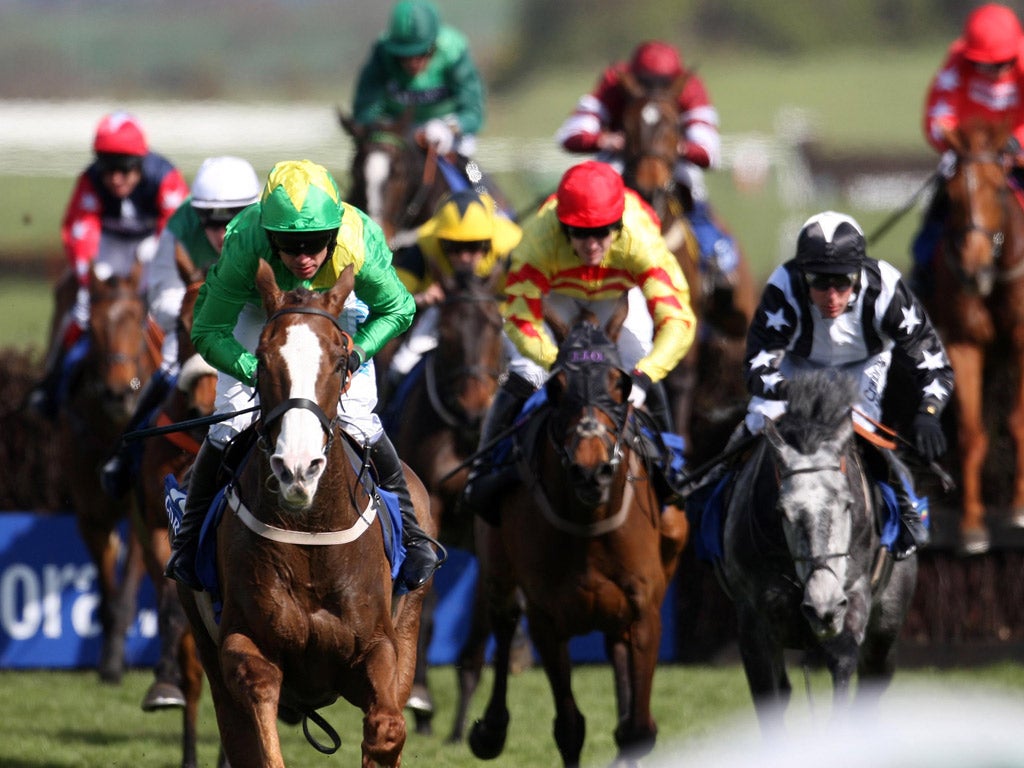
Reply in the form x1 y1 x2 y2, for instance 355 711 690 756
384 270 504 736
467 314 690 767
178 260 433 768
60 260 158 683
134 246 218 768
619 69 756 461
924 121 1024 555
719 371 917 733
338 110 457 245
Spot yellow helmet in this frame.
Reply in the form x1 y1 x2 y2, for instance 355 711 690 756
419 190 522 253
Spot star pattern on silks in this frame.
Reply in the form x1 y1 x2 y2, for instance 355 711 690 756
749 349 775 370
899 305 922 335
923 379 950 401
917 349 946 371
929 99 954 123
761 371 785 393
765 307 789 331
935 66 959 92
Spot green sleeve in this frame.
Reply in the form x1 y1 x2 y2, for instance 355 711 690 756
190 212 264 386
444 36 485 134
351 210 415 357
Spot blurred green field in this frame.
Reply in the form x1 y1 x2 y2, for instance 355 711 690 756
3 662 1024 767
0 45 942 353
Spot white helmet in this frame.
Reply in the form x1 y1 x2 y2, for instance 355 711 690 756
191 156 261 221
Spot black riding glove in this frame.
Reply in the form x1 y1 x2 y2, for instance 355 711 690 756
347 344 366 375
912 411 946 461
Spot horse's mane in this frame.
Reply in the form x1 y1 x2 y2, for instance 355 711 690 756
775 370 857 453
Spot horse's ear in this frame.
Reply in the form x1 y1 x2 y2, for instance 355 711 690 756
619 69 645 99
174 242 201 285
336 107 363 141
604 294 629 343
942 125 966 156
324 264 355 316
127 256 144 290
763 417 786 453
255 259 283 315
544 368 567 406
670 71 690 99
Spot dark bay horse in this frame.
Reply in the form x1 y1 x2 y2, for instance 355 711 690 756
385 270 504 736
719 371 917 732
60 261 158 684
179 260 433 768
467 317 690 768
338 111 457 245
134 247 218 768
619 69 756 460
924 121 1024 554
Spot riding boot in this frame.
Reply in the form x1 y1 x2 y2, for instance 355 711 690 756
462 373 534 522
100 369 177 498
880 447 929 560
164 439 223 590
27 318 83 419
370 432 442 592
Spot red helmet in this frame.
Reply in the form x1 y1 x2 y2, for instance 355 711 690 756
556 161 625 228
963 4 1023 64
629 41 683 79
93 111 148 156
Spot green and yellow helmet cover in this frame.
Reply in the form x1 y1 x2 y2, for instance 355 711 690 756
260 160 343 232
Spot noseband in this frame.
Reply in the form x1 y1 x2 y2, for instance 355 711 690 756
256 306 352 454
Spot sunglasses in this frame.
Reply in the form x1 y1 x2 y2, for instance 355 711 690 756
971 58 1016 76
270 231 334 256
96 154 142 175
805 272 857 291
196 206 246 228
439 238 490 255
566 223 619 240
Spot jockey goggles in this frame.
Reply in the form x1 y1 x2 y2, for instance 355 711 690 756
269 230 336 256
970 57 1017 76
196 206 247 228
805 271 858 291
565 221 622 240
96 153 143 175
439 238 491 255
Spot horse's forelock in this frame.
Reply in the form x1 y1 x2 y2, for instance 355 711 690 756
777 371 856 453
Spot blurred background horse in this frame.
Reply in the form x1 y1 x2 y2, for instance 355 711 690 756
618 68 756 464
133 248 217 768
61 260 158 683
923 121 1024 555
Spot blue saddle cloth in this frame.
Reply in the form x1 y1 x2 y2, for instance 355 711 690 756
380 356 427 436
163 443 406 621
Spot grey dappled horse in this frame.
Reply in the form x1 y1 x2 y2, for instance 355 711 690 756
719 370 917 732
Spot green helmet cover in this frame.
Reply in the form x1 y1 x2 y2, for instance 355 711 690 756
383 0 440 57
260 160 342 232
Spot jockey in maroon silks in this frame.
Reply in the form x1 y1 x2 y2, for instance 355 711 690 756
556 40 739 291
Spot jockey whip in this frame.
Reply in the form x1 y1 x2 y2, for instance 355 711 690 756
866 171 938 245
122 405 260 444
673 431 762 494
435 414 540 486
852 407 956 493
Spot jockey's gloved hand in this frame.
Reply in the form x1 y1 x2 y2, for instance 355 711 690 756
347 344 366 376
422 119 455 155
628 369 652 408
912 410 946 461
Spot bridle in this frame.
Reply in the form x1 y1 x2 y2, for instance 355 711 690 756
944 149 1016 294
256 306 352 456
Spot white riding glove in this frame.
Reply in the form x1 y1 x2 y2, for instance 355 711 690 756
628 370 651 408
422 119 455 155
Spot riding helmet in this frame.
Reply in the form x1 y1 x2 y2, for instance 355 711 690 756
191 156 261 216
260 160 343 233
383 0 440 57
963 4 1023 64
93 111 148 156
794 211 866 274
556 161 625 228
418 190 522 252
630 41 684 79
